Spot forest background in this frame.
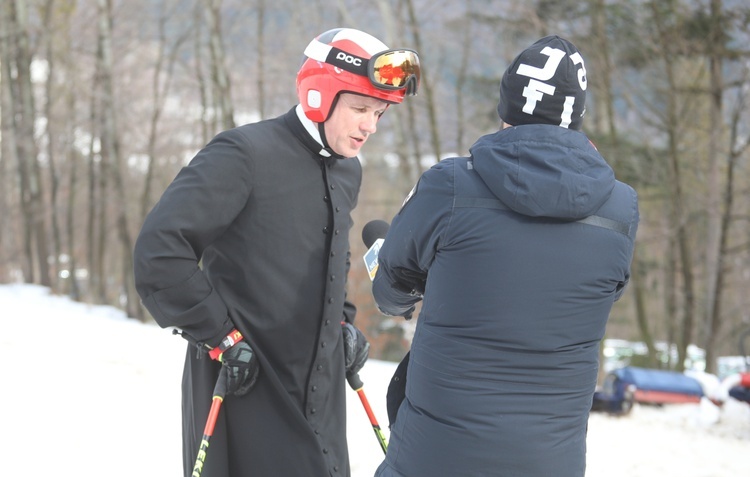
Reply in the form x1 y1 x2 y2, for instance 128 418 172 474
2 0 750 375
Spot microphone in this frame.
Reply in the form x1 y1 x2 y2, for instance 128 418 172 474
362 220 390 281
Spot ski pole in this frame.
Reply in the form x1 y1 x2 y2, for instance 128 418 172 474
347 372 388 455
192 369 229 477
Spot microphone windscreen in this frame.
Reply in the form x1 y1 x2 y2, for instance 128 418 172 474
362 220 390 248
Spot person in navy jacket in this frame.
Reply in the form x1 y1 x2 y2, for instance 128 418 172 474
372 35 639 477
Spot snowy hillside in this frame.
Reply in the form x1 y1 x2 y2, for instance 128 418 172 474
0 284 747 476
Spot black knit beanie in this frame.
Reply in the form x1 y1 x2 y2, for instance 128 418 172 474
497 35 587 130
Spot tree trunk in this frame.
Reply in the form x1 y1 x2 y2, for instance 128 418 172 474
203 0 235 131
404 0 441 163
702 0 730 375
651 1 696 372
256 0 266 119
139 3 188 223
96 0 138 318
42 0 63 293
194 2 212 143
3 0 50 286
632 249 658 367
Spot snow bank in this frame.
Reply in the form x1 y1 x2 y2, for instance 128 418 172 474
1 284 747 476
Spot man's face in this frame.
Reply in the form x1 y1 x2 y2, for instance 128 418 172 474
324 93 389 158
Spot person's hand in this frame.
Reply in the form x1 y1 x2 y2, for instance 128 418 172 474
342 322 370 378
402 305 416 320
220 341 260 396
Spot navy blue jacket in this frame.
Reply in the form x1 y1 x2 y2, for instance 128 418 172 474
373 124 638 477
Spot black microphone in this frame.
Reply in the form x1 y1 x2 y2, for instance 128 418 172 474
362 220 389 281
362 219 389 248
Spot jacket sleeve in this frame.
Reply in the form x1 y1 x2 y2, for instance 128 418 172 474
133 129 254 345
613 183 639 302
372 160 455 317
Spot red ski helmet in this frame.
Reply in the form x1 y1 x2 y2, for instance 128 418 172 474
297 28 420 123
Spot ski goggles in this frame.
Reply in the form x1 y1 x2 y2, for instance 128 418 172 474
304 40 421 96
369 49 421 96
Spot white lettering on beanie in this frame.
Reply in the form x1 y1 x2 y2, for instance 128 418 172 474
497 35 587 130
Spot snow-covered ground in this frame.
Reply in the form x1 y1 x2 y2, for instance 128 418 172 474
1 283 748 476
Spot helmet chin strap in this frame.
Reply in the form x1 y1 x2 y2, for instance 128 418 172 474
318 121 345 160
317 94 345 159
294 104 343 159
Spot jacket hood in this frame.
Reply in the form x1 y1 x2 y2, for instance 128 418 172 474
471 124 615 219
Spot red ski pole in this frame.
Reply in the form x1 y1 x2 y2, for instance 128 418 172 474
192 369 229 476
348 372 388 455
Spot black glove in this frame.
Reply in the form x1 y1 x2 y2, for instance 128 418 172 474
402 305 416 320
342 322 370 378
220 341 260 397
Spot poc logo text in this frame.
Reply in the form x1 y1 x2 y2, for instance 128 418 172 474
336 52 362 66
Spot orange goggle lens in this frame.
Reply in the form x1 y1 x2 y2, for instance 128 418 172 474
369 49 420 96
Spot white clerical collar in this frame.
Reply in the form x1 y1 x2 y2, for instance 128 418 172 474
295 105 331 158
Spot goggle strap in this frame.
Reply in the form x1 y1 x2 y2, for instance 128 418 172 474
324 47 368 76
404 75 418 96
303 38 332 63
303 39 368 77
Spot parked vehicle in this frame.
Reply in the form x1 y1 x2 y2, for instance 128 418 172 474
592 366 704 415
591 371 636 416
717 328 750 405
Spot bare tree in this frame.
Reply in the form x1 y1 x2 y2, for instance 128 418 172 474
95 0 138 317
256 0 266 119
139 1 191 222
403 0 441 163
586 0 658 367
651 1 699 371
1 0 51 287
0 1 15 282
454 3 475 156
704 36 750 372
85 68 104 304
203 0 235 130
193 2 212 145
41 0 64 292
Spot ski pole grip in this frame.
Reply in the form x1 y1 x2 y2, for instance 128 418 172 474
347 372 363 390
209 329 244 361
213 368 229 399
